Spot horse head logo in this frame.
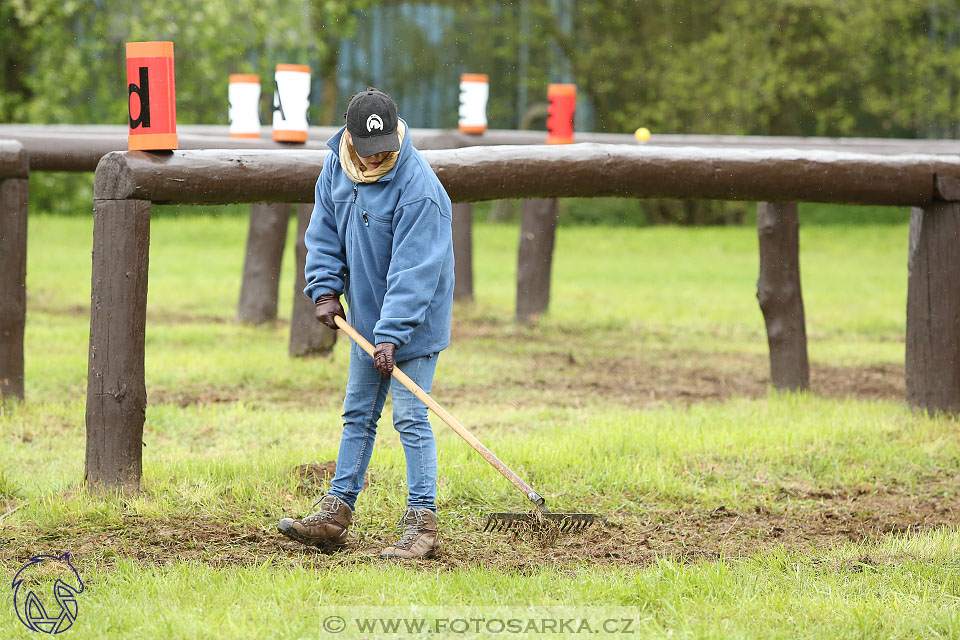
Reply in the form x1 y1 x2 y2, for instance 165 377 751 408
366 113 384 132
12 553 84 634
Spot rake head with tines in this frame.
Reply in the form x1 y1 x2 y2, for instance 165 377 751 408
483 510 599 534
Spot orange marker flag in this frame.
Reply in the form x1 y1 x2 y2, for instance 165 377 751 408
126 41 178 151
546 84 576 145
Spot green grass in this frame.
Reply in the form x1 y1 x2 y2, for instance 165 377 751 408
4 531 959 638
3 393 958 534
2 213 957 639
15 531 957 640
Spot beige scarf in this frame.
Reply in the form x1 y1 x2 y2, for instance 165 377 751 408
339 121 407 183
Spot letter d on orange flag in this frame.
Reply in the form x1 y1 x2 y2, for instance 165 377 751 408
126 41 178 150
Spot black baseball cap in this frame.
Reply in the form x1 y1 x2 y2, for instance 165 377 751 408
345 89 401 157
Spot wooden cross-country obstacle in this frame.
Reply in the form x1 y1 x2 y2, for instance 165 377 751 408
84 144 960 491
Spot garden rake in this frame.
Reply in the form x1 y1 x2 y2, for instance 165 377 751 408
334 316 599 536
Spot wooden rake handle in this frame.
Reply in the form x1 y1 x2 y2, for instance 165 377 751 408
334 315 545 508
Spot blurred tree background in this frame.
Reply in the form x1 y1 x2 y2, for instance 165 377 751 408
2 0 958 222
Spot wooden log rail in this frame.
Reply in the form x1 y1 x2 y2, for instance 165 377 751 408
95 145 960 204
6 124 960 170
0 128 330 172
0 125 644 171
0 140 29 402
85 144 960 491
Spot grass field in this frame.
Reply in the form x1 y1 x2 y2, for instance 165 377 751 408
2 211 959 639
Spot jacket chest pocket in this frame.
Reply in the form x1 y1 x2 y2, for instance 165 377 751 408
348 203 392 254
361 207 393 227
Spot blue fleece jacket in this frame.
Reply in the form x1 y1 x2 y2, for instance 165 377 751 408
303 121 455 360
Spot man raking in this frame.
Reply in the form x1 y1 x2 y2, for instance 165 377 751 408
278 88 454 560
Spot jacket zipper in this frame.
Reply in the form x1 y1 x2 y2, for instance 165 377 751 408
354 184 368 225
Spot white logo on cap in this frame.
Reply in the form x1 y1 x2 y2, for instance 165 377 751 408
366 114 384 132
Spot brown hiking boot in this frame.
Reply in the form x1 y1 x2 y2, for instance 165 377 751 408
277 494 356 550
380 507 440 559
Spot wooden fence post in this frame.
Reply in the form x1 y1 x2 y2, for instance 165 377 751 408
906 203 960 413
516 198 558 324
289 203 336 357
0 142 29 402
85 197 151 493
237 203 290 324
452 202 474 302
756 202 810 390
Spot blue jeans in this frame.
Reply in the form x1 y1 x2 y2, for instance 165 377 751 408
328 345 439 512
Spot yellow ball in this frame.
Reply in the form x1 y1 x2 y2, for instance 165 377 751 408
634 127 651 143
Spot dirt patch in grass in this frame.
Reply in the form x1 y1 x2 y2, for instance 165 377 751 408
148 351 904 411
150 387 246 408
439 352 904 410
546 487 956 569
2 483 954 572
287 461 375 495
291 461 338 488
813 363 904 402
443 322 905 408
